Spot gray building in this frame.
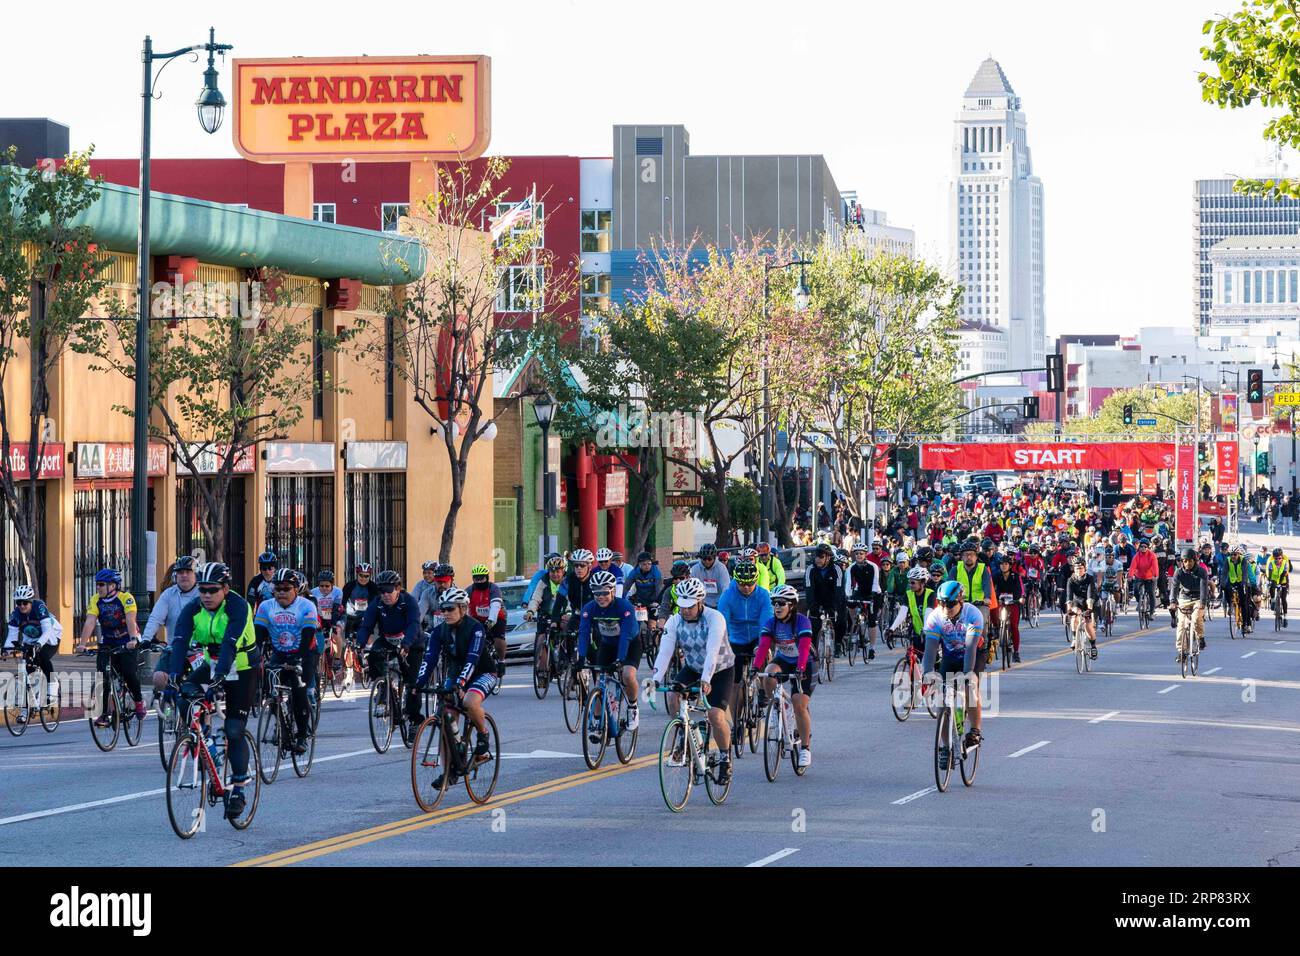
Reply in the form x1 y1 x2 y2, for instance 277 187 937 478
1193 178 1300 334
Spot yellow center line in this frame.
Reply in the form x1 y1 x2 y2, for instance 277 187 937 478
234 753 657 867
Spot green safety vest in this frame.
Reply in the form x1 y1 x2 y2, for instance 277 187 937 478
1227 560 1242 585
1268 558 1290 584
191 601 257 673
907 588 934 634
956 562 987 603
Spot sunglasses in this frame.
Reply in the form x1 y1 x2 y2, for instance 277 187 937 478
15 600 31 606
274 585 295 593
198 586 222 595
379 586 398 594
771 599 794 608
940 599 961 608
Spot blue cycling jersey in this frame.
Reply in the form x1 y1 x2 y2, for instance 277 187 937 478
923 603 984 657
718 582 772 648
254 596 320 654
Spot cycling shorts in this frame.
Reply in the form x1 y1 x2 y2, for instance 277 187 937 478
595 636 643 670
675 665 734 710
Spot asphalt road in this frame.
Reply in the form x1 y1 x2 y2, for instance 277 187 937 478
4 578 1299 867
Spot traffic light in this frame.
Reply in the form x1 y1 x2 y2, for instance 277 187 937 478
1046 354 1064 394
1022 396 1039 419
1197 441 1209 463
885 447 899 478
1122 403 1133 425
1248 368 1264 403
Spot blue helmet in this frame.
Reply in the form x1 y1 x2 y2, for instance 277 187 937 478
936 580 964 604
94 568 123 587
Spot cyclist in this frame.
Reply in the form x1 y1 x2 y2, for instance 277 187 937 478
357 570 425 725
411 561 442 632
526 554 568 676
4 585 62 717
341 563 380 646
990 552 1023 664
847 543 882 660
718 560 771 742
1265 547 1291 627
253 568 320 755
1171 547 1209 662
467 564 508 678
595 548 625 597
523 552 563 606
551 549 596 657
415 587 498 790
246 552 278 611
1098 547 1124 626
1064 556 1100 659
923 580 986 762
143 556 201 699
807 542 849 659
1152 535 1175 608
311 571 344 682
1220 544 1257 635
948 540 993 634
80 568 145 726
652 577 735 783
1128 538 1159 619
887 566 935 652
623 551 663 608
576 569 642 732
690 544 731 608
753 584 815 769
753 541 786 592
655 559 692 625
169 562 259 820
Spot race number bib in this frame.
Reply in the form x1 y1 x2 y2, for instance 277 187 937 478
1027 569 1039 579
704 580 718 595
635 607 648 622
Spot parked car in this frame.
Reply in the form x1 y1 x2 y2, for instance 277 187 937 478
498 578 538 659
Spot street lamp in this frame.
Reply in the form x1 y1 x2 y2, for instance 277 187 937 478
760 255 811 545
532 392 556 563
133 28 232 611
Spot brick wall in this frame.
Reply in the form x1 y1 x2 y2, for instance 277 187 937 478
494 398 523 498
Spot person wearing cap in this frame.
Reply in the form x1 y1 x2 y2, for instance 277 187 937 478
1220 545 1257 635
689 544 731 609
577 569 642 732
552 550 597 656
753 541 785 593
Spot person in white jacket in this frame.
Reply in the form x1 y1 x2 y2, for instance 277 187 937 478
652 577 735 783
4 585 63 712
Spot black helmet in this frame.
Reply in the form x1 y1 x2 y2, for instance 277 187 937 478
543 551 562 564
271 568 297 586
1273 548 1284 557
375 570 401 587
196 562 232 586
980 538 994 550
258 551 278 567
173 555 198 572
1183 548 1199 561
636 551 653 563
698 543 718 559
813 542 833 557
317 569 335 583
435 563 454 578
670 559 690 578
421 560 438 572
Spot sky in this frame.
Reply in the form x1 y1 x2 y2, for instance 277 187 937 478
1 0 1288 338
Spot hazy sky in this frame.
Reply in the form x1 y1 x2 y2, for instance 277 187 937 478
2 0 1287 337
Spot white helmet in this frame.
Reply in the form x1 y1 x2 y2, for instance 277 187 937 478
741 548 757 559
438 587 470 608
907 566 929 582
570 549 594 564
674 577 707 608
12 585 34 602
595 548 614 562
895 551 908 563
590 570 618 592
770 584 799 603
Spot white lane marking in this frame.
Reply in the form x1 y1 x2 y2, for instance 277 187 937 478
746 848 800 867
310 748 375 765
1275 641 1286 645
1157 685 1179 695
1089 710 1120 724
1007 740 1050 758
1242 651 1258 659
0 788 165 826
992 710 1300 734
1204 667 1223 675
1265 649 1300 654
892 787 937 805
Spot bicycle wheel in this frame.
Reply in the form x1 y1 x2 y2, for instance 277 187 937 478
222 731 261 831
1084 635 1093 672
704 745 732 805
327 647 342 698
463 712 501 804
582 688 608 769
292 717 316 778
368 678 394 754
4 673 30 737
89 679 120 752
411 715 451 812
732 680 748 757
923 672 941 719
532 637 550 700
934 706 954 793
396 683 415 749
762 702 783 782
890 658 914 722
122 690 144 747
960 727 980 787
824 639 835 683
157 697 179 771
165 734 208 840
256 704 283 785
1227 599 1239 640
1001 632 1013 671
658 717 692 812
1190 646 1200 677
38 676 59 733
614 690 637 765
846 618 858 667
746 677 762 753
561 670 583 734
1074 631 1085 675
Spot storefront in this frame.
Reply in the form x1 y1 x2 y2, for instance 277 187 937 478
176 444 254 577
2 442 60 604
264 441 336 576
344 441 406 575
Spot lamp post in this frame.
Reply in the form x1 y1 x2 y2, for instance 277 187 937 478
133 28 231 610
533 392 556 563
759 255 810 545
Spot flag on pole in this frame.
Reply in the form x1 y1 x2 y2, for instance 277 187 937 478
489 196 534 241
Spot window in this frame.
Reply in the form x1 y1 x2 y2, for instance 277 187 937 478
381 203 409 232
581 210 612 253
1267 270 1274 304
581 273 611 315
497 266 545 312
312 203 336 224
494 200 545 248
1292 270 1298 302
1255 270 1263 302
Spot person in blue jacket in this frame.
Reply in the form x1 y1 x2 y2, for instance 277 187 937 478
523 552 564 605
577 569 641 733
717 559 772 670
356 569 425 723
623 551 663 608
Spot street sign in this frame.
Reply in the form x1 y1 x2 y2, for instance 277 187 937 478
1274 392 1300 406
1136 417 1157 426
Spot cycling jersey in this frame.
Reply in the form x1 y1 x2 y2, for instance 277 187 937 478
245 574 276 610
848 560 882 601
358 592 422 648
922 602 984 657
755 612 814 670
576 596 639 660
717 582 772 649
311 586 344 629
623 566 663 606
4 599 61 649
551 572 594 627
253 596 320 655
142 583 201 644
652 605 732 684
341 580 381 622
418 614 493 687
754 555 786 592
86 590 138 645
468 582 505 625
171 594 258 678
689 559 731 607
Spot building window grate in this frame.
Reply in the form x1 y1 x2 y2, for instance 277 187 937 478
345 472 406 576
265 475 335 577
635 136 663 156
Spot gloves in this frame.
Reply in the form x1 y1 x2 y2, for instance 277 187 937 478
440 677 457 694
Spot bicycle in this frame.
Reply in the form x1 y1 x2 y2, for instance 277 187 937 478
531 618 565 700
656 681 730 811
255 661 315 783
730 655 761 757
156 680 185 771
320 629 344 699
1175 603 1200 679
761 671 808 781
1272 584 1287 632
1098 588 1117 638
1068 608 1092 674
410 684 501 812
1135 582 1154 630
933 667 980 792
845 600 870 665
995 595 1015 671
1023 578 1040 628
889 631 938 722
164 690 261 839
581 663 638 770
815 610 835 683
88 645 145 752
367 644 415 754
4 645 59 736
636 603 660 667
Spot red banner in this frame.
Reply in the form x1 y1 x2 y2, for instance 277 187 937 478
921 442 1176 472
1141 469 1157 495
1175 443 1196 543
6 442 65 480
1215 440 1239 496
873 444 891 496
1121 470 1137 495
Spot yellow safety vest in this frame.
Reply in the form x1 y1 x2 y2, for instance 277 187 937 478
1227 560 1242 585
907 588 933 633
956 562 987 603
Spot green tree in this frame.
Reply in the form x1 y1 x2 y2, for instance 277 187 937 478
1199 0 1300 199
691 476 760 538
0 149 110 595
1025 386 1210 438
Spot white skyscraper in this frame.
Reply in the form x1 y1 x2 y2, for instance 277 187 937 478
948 58 1046 374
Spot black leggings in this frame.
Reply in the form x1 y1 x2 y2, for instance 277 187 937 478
367 640 425 721
269 651 317 739
22 642 56 679
96 646 142 711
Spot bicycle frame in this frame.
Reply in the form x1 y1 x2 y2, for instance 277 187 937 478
180 697 228 799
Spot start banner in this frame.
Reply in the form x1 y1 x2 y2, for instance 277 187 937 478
920 442 1176 472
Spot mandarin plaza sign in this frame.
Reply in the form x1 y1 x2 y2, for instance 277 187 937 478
232 55 491 162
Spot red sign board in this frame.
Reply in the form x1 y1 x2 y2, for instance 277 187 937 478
873 444 891 496
1175 443 1196 543
921 442 1176 472
1141 469 1157 495
75 441 169 479
1215 440 1239 496
1121 470 1137 495
6 442 65 480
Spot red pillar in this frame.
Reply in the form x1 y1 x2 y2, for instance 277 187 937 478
607 507 625 556
577 444 598 553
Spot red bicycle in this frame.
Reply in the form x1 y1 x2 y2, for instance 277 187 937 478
888 630 939 722
164 692 261 839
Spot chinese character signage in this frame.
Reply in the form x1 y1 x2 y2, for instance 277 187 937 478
1175 443 1196 543
1215 439 1239 496
667 448 698 494
75 442 168 478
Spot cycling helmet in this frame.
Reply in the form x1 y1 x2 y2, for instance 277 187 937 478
1071 556 1085 568
470 564 490 577
544 551 562 564
851 544 869 556
317 570 335 583
94 568 123 587
545 555 566 572
670 559 690 578
1183 548 1199 561
1104 547 1114 555
258 551 278 567
1272 548 1284 557
570 549 594 564
375 570 402 587
195 562 232 586
698 543 718 559
438 587 470 609
12 585 34 602
355 563 373 575
421 560 438 572
936 580 964 604
907 566 929 582
895 551 909 563
813 543 833 557
675 577 707 607
733 561 758 584
293 570 308 590
434 563 454 579
636 551 653 563
929 561 946 574
960 540 979 555
590 570 618 593
595 548 614 562
1232 544 1246 555
756 542 772 554
915 546 934 562
981 538 994 550
173 555 198 572
741 548 757 559
271 568 297 586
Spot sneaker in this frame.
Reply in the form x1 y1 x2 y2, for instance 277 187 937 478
868 647 876 661
291 736 308 755
225 788 246 820
964 728 983 750
1013 651 1022 663
93 715 112 728
1089 643 1098 661
797 747 812 769
626 704 639 732
716 756 732 785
